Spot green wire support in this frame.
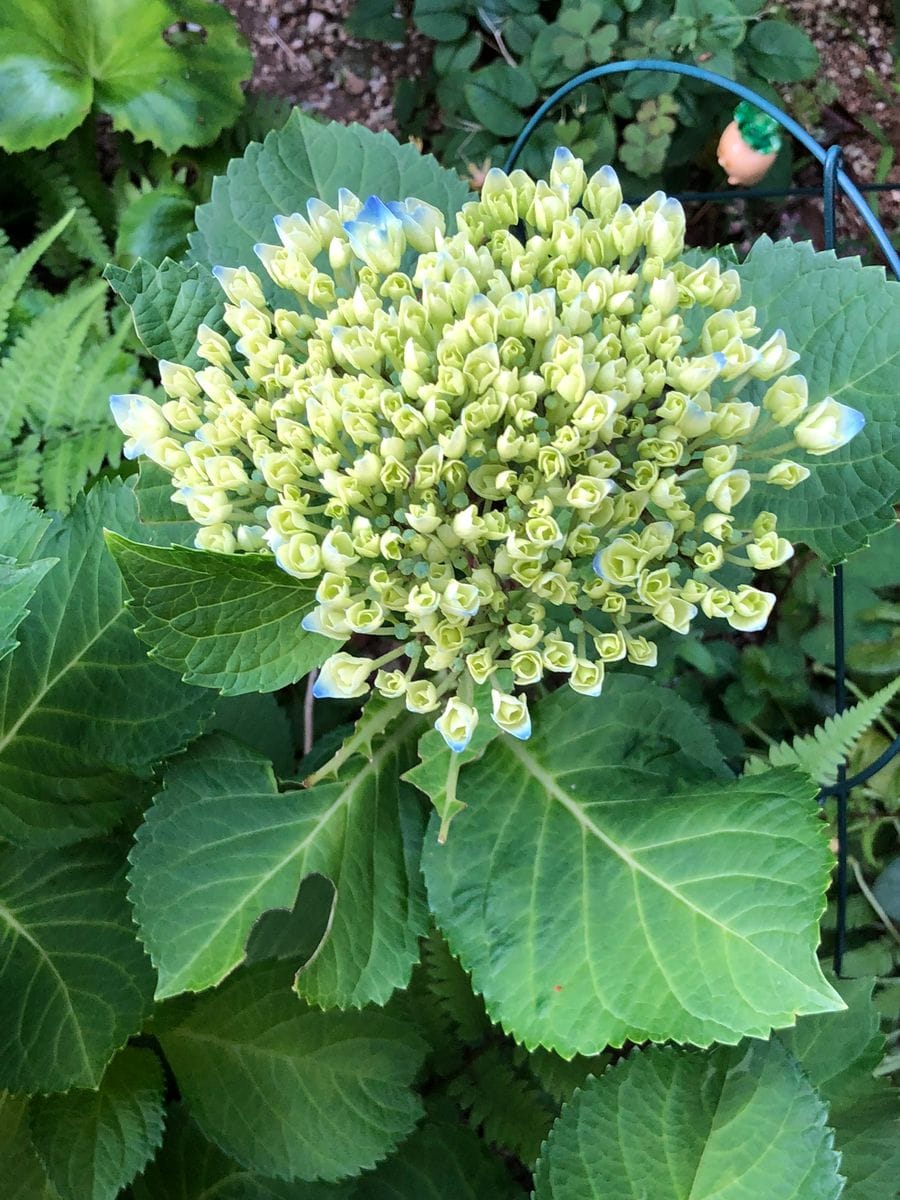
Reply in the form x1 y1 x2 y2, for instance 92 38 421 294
507 60 900 978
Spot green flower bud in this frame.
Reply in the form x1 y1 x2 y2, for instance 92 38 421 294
511 649 543 686
563 657 603 697
727 585 775 632
706 469 751 514
375 669 407 699
466 647 496 685
594 630 627 661
436 696 480 751
490 691 530 739
747 532 794 570
766 460 811 489
407 679 440 713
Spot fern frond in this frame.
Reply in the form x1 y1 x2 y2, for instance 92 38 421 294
744 675 900 787
0 282 106 442
448 1044 555 1163
0 433 41 499
0 211 75 348
517 1044 609 1105
22 156 109 270
41 425 123 511
421 929 490 1046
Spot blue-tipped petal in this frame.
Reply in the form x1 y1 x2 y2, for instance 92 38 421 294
713 351 728 368
312 674 335 699
839 404 866 440
592 551 606 579
506 712 532 740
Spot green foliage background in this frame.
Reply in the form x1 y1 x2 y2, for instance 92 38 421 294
0 6 897 1195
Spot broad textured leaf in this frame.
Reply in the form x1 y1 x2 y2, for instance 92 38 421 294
0 1094 59 1200
159 962 426 1181
0 496 55 665
105 258 224 368
0 0 251 153
189 112 472 279
129 725 427 1005
129 462 197 547
0 839 155 1092
132 1106 352 1199
347 1121 521 1198
533 1040 842 1199
29 1047 166 1200
423 680 842 1056
780 977 900 1200
735 238 900 563
106 534 339 695
0 483 213 844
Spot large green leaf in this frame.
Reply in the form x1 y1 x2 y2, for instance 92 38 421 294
423 680 842 1056
0 483 213 845
780 977 900 1200
29 1047 166 1200
0 839 154 1093
105 258 223 368
532 1040 843 1199
106 534 337 696
189 112 472 279
0 1094 59 1200
159 962 426 1182
132 1107 352 1199
735 237 900 563
129 724 427 1006
0 0 251 153
0 496 55 665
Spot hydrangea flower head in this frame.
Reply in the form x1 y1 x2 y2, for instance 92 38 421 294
111 150 864 752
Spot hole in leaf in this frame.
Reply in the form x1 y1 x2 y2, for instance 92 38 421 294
162 21 208 47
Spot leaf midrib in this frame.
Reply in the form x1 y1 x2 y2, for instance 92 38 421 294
505 740 821 995
0 898 92 1079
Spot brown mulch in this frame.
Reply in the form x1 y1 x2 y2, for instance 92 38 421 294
782 0 900 241
221 0 429 131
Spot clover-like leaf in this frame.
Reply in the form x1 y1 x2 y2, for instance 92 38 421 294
533 1040 842 1200
0 0 251 153
423 679 842 1056
159 962 426 1182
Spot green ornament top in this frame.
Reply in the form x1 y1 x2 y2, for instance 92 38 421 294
733 101 782 155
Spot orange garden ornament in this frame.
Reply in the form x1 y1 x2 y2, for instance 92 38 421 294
717 101 782 185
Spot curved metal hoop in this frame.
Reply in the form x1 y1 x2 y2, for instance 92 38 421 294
508 60 900 976
504 58 900 278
